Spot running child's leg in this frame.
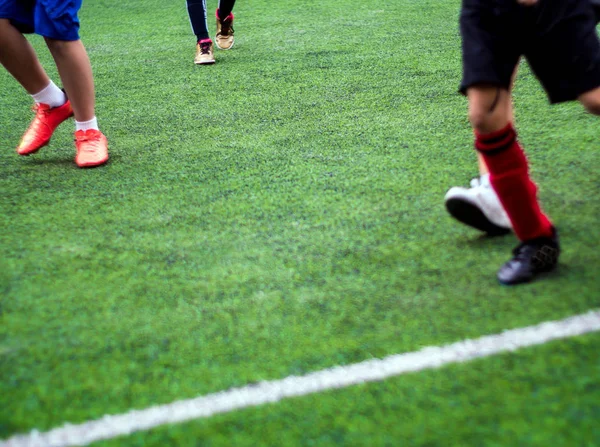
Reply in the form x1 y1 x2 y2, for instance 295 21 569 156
467 85 554 243
215 0 235 50
0 18 72 155
45 38 95 123
38 0 108 167
0 18 49 94
187 0 215 64
217 0 236 20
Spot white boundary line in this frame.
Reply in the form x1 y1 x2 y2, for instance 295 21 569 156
3 310 600 447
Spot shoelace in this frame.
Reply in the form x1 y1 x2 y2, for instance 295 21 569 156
76 134 102 152
469 177 481 188
200 42 212 55
512 239 557 264
512 242 535 259
32 104 51 114
470 175 493 190
30 105 51 126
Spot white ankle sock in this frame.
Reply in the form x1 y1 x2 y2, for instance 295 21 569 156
75 117 99 132
31 81 67 108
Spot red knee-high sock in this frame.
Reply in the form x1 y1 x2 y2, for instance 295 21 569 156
475 123 553 241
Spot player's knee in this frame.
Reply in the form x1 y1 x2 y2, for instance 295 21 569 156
468 107 497 132
579 88 600 116
582 98 600 116
467 88 510 133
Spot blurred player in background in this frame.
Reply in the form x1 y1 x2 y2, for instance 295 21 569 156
454 0 600 284
186 0 236 65
0 0 109 168
445 0 600 239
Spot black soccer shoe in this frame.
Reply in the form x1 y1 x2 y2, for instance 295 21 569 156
497 230 560 286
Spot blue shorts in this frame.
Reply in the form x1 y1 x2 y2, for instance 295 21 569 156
0 0 82 41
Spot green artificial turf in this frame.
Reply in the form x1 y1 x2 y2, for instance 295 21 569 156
95 331 600 447
1 0 599 444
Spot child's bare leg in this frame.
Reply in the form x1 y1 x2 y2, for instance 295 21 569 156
44 37 107 167
476 153 489 175
44 38 95 122
0 19 49 94
476 65 518 176
578 86 600 115
0 19 72 155
467 86 512 133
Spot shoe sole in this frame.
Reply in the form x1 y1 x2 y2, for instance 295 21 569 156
195 60 215 65
446 197 511 236
498 264 558 286
77 156 109 168
17 140 50 156
215 40 234 50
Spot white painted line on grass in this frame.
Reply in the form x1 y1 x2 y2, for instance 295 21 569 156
3 309 600 447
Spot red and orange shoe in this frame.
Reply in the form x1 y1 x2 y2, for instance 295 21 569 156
17 101 74 155
74 129 109 168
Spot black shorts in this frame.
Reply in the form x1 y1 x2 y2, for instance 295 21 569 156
593 0 600 21
460 0 600 103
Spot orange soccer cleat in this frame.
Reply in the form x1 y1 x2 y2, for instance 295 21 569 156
17 101 74 155
74 129 109 168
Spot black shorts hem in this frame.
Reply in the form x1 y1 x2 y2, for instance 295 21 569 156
547 77 600 104
459 79 512 97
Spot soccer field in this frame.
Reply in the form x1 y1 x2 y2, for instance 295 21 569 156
1 1 599 446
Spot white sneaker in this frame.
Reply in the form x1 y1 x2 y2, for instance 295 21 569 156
444 174 512 235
